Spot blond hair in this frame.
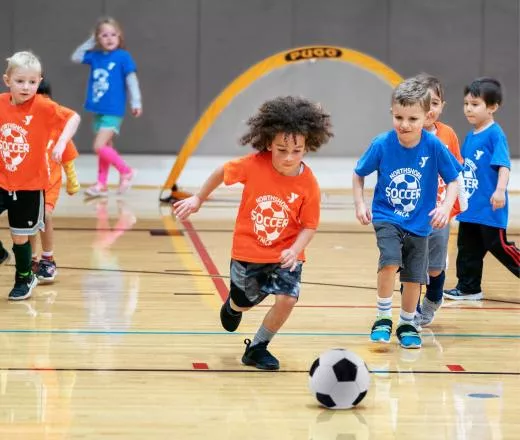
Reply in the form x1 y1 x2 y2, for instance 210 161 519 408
5 51 42 76
391 77 431 113
94 16 125 49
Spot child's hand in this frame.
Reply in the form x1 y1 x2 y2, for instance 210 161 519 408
66 179 80 195
280 248 298 272
173 195 202 220
132 108 142 117
429 206 449 229
51 142 65 163
355 202 372 225
490 189 506 211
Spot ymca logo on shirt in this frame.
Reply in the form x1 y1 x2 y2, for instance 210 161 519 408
462 158 478 198
385 168 422 217
250 195 289 246
92 68 110 103
0 123 29 172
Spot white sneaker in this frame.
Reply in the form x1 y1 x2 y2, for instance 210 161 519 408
85 183 108 198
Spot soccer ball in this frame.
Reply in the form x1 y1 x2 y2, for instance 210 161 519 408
387 173 420 213
251 200 288 242
0 126 27 171
309 349 370 409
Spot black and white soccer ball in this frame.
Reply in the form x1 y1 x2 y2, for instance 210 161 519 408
309 349 370 409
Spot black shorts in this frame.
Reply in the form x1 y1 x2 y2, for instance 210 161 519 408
0 189 45 235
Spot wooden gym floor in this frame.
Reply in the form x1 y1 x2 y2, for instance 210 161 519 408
0 187 518 439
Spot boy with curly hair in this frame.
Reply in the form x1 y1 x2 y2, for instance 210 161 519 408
174 96 333 370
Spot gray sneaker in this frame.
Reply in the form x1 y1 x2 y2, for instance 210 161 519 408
414 298 442 327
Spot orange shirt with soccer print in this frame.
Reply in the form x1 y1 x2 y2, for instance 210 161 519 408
434 121 463 219
0 93 75 191
224 151 321 263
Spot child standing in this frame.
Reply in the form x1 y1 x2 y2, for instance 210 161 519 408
0 51 80 300
353 77 462 349
173 96 333 370
413 74 466 326
444 77 519 300
28 78 81 283
71 16 142 198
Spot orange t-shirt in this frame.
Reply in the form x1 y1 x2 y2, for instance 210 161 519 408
434 121 463 219
0 93 75 191
224 151 321 263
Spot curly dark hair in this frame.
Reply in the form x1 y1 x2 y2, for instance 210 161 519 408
239 96 333 152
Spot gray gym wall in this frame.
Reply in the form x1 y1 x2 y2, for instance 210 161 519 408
0 0 518 158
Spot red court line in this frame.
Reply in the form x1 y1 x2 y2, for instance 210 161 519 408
447 364 466 372
181 219 228 302
256 304 520 311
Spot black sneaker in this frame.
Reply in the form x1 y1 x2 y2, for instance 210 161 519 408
220 299 242 332
241 339 280 370
0 247 10 266
443 288 483 301
36 259 58 284
8 273 38 301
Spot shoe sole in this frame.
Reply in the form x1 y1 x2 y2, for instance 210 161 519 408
370 338 391 344
241 359 279 371
37 271 57 284
399 343 422 349
8 277 38 301
443 292 483 301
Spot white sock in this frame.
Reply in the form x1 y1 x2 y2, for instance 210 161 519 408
377 296 393 318
398 309 415 326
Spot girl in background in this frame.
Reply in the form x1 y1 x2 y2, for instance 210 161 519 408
72 16 142 198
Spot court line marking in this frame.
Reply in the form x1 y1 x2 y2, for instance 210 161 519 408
12 264 518 306
0 329 518 339
1 367 518 375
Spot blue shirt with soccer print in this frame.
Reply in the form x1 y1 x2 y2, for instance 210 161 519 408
457 123 511 228
82 49 137 117
355 130 462 236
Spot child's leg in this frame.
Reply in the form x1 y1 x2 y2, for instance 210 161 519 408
36 207 58 283
86 129 113 197
416 226 450 326
241 262 302 370
445 222 486 299
28 234 39 272
7 190 44 300
481 225 520 278
397 234 429 349
371 223 403 343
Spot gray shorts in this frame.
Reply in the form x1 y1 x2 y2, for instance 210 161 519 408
428 224 450 271
229 259 302 308
373 222 428 284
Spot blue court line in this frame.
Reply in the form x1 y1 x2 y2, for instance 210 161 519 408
0 329 519 339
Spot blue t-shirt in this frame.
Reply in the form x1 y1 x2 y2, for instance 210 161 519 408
457 123 511 228
354 130 462 236
82 49 137 117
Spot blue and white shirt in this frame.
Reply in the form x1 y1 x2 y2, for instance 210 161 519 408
82 49 137 117
457 123 511 228
355 130 462 236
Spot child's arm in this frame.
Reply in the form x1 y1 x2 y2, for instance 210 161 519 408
71 35 96 63
126 73 142 117
173 165 224 220
280 228 316 271
490 166 509 211
51 113 81 162
430 179 458 228
352 172 372 225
